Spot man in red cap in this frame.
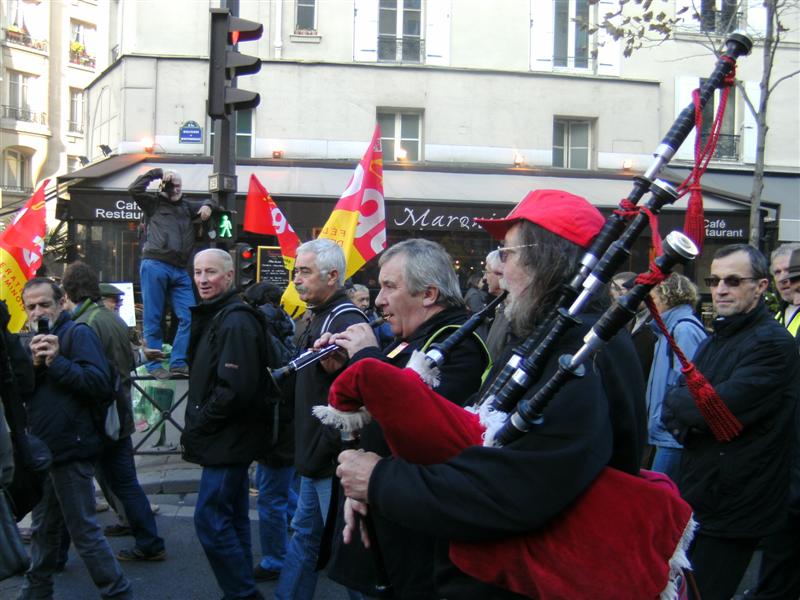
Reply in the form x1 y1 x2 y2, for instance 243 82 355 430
336 190 649 598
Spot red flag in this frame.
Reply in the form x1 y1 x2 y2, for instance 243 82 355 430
0 180 49 331
244 174 300 262
318 124 386 278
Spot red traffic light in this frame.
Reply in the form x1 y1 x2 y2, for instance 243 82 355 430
241 248 254 260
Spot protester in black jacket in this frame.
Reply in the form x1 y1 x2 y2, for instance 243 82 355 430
129 167 214 379
181 249 270 600
336 191 648 599
662 244 800 600
275 239 368 600
320 239 490 597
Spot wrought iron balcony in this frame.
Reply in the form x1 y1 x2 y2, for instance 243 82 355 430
0 184 34 195
700 9 742 34
68 121 84 134
3 27 48 52
69 49 96 69
378 36 424 63
2 105 48 126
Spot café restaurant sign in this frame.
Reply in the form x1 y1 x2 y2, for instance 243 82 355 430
389 203 505 232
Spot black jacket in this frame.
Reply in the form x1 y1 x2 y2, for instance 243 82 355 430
366 313 645 599
293 291 367 478
129 168 214 268
329 306 490 598
662 301 799 538
26 312 112 465
181 291 271 466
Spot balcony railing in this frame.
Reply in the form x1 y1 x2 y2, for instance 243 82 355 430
68 121 84 134
2 105 48 126
69 49 96 69
701 133 741 161
3 27 48 52
378 36 424 63
0 184 34 195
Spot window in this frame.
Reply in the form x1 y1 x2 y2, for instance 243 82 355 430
700 78 738 160
6 70 32 120
2 148 31 192
295 0 316 33
69 88 84 133
378 0 422 63
70 20 96 68
553 119 591 169
554 0 589 69
700 0 740 33
209 109 253 158
378 111 421 161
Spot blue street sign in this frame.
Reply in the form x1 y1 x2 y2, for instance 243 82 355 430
179 121 203 144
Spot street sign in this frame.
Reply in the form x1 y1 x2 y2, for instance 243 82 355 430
179 121 203 144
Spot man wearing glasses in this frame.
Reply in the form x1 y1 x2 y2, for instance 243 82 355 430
662 243 800 600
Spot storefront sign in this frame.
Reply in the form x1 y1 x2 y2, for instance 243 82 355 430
704 217 746 240
91 199 143 221
389 204 505 232
257 246 289 287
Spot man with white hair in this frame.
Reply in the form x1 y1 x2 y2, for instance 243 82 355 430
275 239 369 600
181 248 272 600
770 242 800 338
483 248 509 361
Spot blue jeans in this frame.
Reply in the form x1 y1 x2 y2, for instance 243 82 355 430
139 258 194 371
256 464 295 571
651 446 682 483
98 436 164 555
18 460 132 600
194 465 257 599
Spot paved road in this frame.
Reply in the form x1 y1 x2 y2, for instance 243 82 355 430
0 493 354 600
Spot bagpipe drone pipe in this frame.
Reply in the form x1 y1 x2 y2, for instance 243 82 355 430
315 236 699 599
478 30 752 414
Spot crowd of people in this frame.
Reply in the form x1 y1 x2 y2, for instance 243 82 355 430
1 168 799 600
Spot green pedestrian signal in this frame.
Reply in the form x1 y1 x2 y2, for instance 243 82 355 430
218 213 233 238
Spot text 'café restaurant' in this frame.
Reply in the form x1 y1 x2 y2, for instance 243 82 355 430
56 154 773 298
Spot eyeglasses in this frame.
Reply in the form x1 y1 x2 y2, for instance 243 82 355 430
704 275 758 288
498 243 537 263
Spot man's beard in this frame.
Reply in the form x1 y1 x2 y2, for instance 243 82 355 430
502 276 539 338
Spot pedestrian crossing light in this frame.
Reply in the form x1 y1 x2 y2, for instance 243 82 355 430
218 212 233 238
233 243 256 289
208 8 263 119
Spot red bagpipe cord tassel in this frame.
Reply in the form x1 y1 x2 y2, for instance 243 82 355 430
614 198 664 258
644 295 742 442
678 57 737 253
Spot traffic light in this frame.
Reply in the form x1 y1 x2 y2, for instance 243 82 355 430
232 242 256 289
208 8 263 119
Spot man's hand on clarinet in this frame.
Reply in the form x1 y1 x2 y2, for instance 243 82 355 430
337 449 380 502
343 497 372 547
315 323 379 373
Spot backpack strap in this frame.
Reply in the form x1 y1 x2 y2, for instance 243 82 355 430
667 318 706 371
421 324 493 384
319 303 367 336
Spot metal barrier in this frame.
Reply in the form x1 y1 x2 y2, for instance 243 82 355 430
130 372 189 456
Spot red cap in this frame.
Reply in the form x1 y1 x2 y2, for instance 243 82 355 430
475 189 604 249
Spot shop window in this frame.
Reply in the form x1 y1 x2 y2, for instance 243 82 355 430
295 0 316 34
378 0 422 63
378 110 421 162
553 118 592 169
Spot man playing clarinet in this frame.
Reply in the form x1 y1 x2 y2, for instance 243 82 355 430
336 190 649 598
317 238 490 597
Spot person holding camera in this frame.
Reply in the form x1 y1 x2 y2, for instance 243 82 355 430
129 168 215 379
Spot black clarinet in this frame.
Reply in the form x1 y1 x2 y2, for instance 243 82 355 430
269 316 386 387
423 290 508 370
491 231 699 447
478 31 751 409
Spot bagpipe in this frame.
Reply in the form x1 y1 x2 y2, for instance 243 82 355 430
314 31 753 600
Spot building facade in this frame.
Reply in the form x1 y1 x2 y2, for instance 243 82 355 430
48 0 799 290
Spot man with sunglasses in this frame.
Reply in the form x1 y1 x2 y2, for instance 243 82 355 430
662 243 800 600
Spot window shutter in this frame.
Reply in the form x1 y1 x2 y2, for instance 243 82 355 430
674 75 700 160
595 1 620 76
353 0 378 62
530 0 554 72
741 81 760 164
425 0 451 66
